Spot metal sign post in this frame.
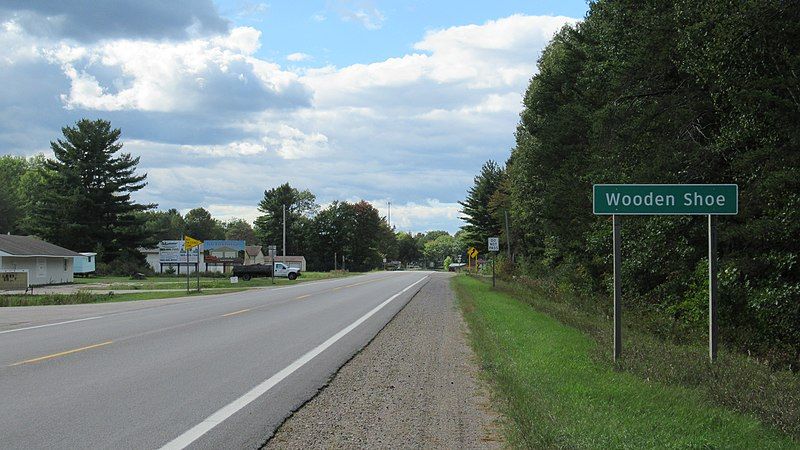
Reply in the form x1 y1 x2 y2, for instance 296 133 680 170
488 237 499 287
612 215 622 361
708 215 718 360
593 184 738 362
197 250 201 292
268 245 277 285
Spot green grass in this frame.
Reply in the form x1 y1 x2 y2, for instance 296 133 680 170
453 275 799 449
2 271 359 307
74 271 357 290
0 289 247 307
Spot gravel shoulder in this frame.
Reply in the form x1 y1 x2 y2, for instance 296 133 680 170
264 273 504 449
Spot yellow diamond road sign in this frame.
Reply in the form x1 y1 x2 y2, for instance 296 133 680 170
184 235 203 250
468 247 478 258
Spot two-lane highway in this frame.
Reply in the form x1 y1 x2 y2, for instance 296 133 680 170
0 271 431 449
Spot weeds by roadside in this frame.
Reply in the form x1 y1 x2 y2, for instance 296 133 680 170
465 274 800 441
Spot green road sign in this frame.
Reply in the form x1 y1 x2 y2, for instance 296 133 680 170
593 184 738 215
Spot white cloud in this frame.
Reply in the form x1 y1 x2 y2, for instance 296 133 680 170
44 26 310 112
204 204 261 224
374 199 462 233
286 52 312 62
331 1 385 30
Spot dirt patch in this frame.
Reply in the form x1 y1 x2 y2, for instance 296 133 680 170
264 273 504 449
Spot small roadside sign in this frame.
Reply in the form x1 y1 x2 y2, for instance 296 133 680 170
488 237 500 252
268 245 277 258
183 235 202 250
467 247 478 258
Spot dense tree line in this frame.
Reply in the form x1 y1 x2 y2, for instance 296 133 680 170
461 0 800 368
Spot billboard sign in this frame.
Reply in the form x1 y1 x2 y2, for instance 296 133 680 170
203 240 246 265
159 240 199 263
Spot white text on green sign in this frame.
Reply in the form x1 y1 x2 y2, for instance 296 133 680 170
593 184 738 215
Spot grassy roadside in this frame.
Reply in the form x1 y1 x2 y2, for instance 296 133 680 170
1 271 360 307
0 289 248 307
73 271 357 290
453 275 799 449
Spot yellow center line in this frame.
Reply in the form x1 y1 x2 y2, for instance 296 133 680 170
221 308 251 317
296 294 311 300
10 340 114 367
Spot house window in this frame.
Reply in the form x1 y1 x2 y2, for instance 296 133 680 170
64 259 68 270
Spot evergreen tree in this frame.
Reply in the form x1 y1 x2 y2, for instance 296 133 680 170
0 156 28 234
25 119 153 262
458 160 504 251
254 183 317 255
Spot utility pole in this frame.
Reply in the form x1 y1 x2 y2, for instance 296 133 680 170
388 201 391 228
282 204 286 264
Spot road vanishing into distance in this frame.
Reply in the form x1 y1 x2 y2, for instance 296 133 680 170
0 272 431 449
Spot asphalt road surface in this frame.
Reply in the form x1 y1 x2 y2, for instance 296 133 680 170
0 271 431 449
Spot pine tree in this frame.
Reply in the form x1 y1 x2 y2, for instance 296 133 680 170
254 183 317 255
458 160 504 251
25 119 153 262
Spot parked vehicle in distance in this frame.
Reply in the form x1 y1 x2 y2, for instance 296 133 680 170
232 262 301 281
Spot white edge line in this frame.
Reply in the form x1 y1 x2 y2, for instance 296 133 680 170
160 275 429 450
0 316 103 335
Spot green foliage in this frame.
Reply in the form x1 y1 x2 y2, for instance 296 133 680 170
0 155 29 234
254 182 318 255
422 233 462 267
184 207 225 241
454 275 800 445
23 119 153 263
471 0 800 368
224 218 257 244
396 232 422 264
443 256 452 271
305 199 395 272
459 160 504 252
138 208 186 246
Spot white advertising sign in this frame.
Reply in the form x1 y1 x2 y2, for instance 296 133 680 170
159 240 200 263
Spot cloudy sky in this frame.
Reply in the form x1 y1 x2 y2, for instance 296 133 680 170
0 0 587 233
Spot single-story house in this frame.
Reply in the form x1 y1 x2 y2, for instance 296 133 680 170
244 245 265 265
73 252 97 276
0 234 81 286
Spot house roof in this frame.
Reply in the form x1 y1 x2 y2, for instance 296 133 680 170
245 245 263 257
0 235 82 257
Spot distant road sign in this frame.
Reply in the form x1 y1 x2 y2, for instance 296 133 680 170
593 184 738 215
183 235 203 250
467 247 478 258
488 237 499 252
